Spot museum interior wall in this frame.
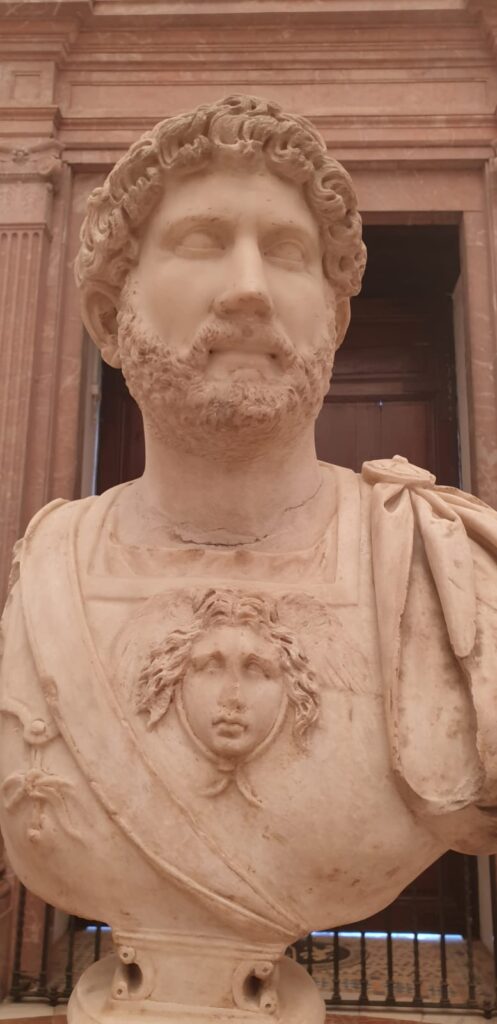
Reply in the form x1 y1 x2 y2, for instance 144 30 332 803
1 0 497 999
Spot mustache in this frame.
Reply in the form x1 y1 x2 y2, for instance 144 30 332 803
187 317 297 370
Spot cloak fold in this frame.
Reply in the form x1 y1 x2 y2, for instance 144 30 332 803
364 456 497 815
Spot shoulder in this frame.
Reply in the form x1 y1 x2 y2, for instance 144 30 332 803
360 454 497 551
360 453 496 513
20 483 132 552
360 454 497 654
2 482 131 666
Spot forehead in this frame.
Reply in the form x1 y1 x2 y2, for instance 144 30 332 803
190 624 280 660
146 165 320 239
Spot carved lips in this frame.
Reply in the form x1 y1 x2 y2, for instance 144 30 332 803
205 324 289 382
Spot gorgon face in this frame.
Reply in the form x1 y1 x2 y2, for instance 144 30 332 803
181 624 286 760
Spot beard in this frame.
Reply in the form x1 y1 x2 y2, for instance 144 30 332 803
116 299 336 458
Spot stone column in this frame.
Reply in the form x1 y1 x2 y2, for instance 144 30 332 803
0 141 63 605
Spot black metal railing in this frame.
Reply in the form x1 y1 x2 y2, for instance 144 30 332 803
7 854 497 1016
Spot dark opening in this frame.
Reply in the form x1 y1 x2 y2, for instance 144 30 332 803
316 223 462 483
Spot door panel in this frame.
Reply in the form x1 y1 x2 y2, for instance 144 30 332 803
316 295 458 486
316 398 434 473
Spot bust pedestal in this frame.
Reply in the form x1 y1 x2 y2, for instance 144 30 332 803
68 941 325 1024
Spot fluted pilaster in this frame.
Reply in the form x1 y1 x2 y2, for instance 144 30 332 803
0 141 63 605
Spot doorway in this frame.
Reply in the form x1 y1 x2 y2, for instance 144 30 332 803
316 224 460 483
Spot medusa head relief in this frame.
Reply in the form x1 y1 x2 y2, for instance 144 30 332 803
123 590 321 806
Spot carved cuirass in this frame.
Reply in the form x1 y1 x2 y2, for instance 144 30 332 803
2 458 497 1022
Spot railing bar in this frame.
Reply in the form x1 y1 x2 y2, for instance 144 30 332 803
93 923 102 962
10 883 27 1001
306 932 313 977
37 902 54 996
331 929 342 1004
437 858 450 1007
359 930 369 1004
385 930 395 1005
411 881 423 1007
489 854 497 1014
62 915 76 999
463 854 478 1007
412 931 422 1006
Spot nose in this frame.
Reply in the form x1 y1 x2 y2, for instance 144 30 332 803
212 237 274 320
219 674 246 712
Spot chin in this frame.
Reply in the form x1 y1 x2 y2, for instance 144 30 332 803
211 737 254 759
117 304 334 452
141 376 327 455
192 379 306 424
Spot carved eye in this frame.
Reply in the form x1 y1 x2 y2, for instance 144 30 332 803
204 657 221 674
245 658 269 680
175 230 224 256
192 653 222 675
265 239 306 266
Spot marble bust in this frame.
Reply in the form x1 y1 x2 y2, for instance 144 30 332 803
1 94 497 1024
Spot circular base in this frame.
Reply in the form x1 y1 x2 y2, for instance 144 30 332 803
68 952 325 1024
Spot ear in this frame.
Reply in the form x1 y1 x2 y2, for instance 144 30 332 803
335 298 351 349
80 284 122 369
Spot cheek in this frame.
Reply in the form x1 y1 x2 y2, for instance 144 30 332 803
183 677 218 726
272 276 330 343
250 681 285 723
137 256 220 333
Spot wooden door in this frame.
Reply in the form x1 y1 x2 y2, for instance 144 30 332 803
317 295 458 482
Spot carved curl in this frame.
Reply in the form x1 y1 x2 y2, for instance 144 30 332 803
135 588 320 744
75 94 366 310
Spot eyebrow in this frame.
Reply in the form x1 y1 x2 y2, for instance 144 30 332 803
190 650 225 669
159 214 226 238
243 653 279 674
158 213 318 248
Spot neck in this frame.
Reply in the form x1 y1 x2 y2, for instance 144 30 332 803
126 421 327 548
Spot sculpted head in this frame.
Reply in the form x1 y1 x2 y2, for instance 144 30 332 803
134 590 320 761
76 94 366 453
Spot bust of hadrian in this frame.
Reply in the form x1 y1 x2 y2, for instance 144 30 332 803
1 94 497 1024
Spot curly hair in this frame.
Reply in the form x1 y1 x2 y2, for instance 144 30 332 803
75 94 366 319
134 589 320 746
